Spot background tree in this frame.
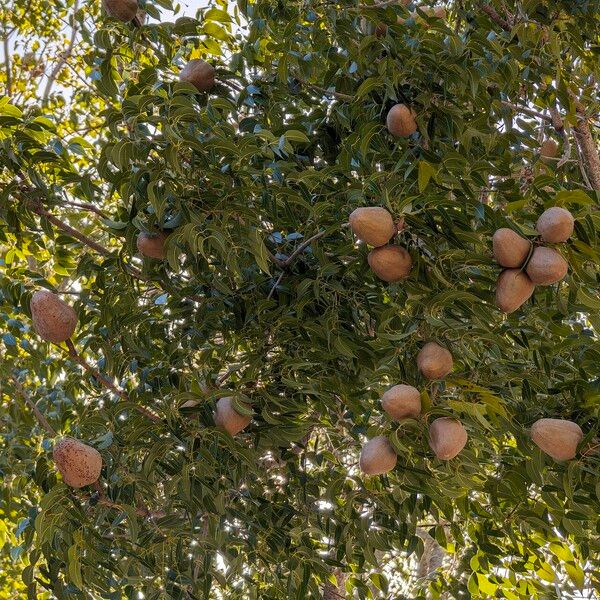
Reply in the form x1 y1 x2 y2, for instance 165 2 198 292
1 0 599 598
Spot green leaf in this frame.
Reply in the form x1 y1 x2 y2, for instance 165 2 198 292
355 77 380 99
67 543 83 589
248 228 271 275
418 160 436 192
284 129 310 144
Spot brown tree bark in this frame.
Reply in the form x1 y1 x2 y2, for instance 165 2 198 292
572 110 600 190
323 568 347 599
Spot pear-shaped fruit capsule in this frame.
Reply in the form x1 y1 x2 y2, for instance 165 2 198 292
368 245 412 282
359 436 397 475
53 437 102 488
428 417 467 460
526 246 568 285
30 290 77 343
137 232 169 259
531 418 583 461
214 397 252 435
381 384 421 420
492 228 530 268
179 59 216 93
386 104 418 137
417 342 453 380
535 207 574 243
349 207 395 247
495 269 534 313
103 0 138 22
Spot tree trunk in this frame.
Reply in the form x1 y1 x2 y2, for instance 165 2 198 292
572 112 600 190
323 568 346 599
416 528 446 579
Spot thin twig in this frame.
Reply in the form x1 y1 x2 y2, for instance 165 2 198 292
90 483 166 519
281 230 327 268
3 30 11 98
43 0 79 101
266 231 327 300
556 127 572 168
64 340 161 422
267 271 285 301
500 101 552 123
60 197 109 220
267 249 285 268
10 374 57 436
579 441 600 458
307 83 355 102
295 76 355 102
354 0 408 9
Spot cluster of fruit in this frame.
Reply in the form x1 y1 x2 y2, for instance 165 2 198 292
359 342 466 475
349 207 412 282
23 4 585 491
27 290 253 488
493 207 574 313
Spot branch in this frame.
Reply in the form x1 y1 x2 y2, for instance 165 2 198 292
266 231 327 300
499 101 552 122
547 106 572 168
10 374 57 436
267 249 285 268
87 483 166 518
281 230 327 268
64 340 161 423
267 270 285 301
42 0 79 102
60 197 109 220
3 30 11 98
295 76 355 102
479 3 513 31
33 205 113 256
323 568 347 600
572 107 600 190
307 83 355 102
353 0 410 9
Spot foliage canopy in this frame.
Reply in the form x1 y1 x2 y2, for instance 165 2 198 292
0 0 599 598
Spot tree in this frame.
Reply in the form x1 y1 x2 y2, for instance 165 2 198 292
0 0 599 597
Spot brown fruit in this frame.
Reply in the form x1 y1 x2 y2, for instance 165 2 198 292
526 246 568 285
495 269 534 313
539 139 558 161
531 418 583 461
492 228 531 268
137 232 168 259
535 207 574 243
381 384 421 420
103 0 138 21
386 104 418 137
53 437 102 488
428 417 467 460
179 59 216 93
368 245 412 282
375 22 388 37
417 342 453 380
349 207 395 247
214 397 252 435
30 290 77 344
359 436 397 475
